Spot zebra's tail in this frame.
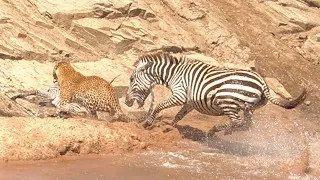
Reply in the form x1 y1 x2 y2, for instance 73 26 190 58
263 86 307 109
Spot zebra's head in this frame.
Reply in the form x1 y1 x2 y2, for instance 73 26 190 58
125 60 154 108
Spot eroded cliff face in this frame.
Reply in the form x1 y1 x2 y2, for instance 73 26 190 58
0 0 319 167
1 0 319 117
0 0 318 88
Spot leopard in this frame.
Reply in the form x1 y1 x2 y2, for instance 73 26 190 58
53 62 153 122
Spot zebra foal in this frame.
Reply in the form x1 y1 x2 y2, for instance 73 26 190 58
11 82 89 115
11 82 61 107
125 53 306 135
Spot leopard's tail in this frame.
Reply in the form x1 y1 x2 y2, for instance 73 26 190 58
109 74 121 85
116 89 154 123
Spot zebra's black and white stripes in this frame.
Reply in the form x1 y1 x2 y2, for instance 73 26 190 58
125 53 306 135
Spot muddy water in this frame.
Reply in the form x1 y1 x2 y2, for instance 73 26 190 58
1 131 319 180
0 154 207 180
1 109 320 180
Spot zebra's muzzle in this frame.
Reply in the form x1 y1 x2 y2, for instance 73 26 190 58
125 98 134 107
137 99 144 108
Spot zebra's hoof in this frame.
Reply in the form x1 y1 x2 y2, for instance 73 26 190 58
208 125 219 134
141 121 151 129
146 125 156 130
48 112 60 118
224 129 233 135
237 125 250 132
39 101 54 107
207 132 215 138
138 118 145 123
171 122 177 127
143 123 155 130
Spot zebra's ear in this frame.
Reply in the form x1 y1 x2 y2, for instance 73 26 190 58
135 61 153 73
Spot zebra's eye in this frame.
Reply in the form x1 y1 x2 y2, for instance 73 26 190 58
130 76 134 82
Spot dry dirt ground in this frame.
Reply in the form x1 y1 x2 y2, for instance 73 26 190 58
0 0 320 178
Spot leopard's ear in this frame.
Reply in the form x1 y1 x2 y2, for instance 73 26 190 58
53 62 64 82
135 61 153 73
53 68 59 82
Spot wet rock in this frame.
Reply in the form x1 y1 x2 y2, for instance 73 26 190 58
278 22 288 26
298 27 320 65
93 6 115 18
298 34 308 40
265 77 293 99
106 10 124 19
302 0 320 7
316 33 320 42
0 17 9 24
93 5 124 19
0 94 31 117
128 6 156 20
184 53 220 66
35 20 54 29
162 0 206 20
277 0 310 10
304 101 311 106
265 0 320 33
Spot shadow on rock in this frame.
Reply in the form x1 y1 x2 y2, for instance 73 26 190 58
174 124 274 157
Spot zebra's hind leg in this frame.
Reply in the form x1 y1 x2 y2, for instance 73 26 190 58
242 104 253 130
172 104 193 127
208 111 244 136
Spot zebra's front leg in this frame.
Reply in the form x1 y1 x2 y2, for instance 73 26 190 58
142 95 184 129
172 104 193 127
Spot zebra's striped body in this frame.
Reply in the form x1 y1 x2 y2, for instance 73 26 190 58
125 53 306 135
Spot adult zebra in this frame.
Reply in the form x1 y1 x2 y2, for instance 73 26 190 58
125 52 306 135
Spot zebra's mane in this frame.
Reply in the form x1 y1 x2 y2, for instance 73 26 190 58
133 52 201 67
134 52 256 72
